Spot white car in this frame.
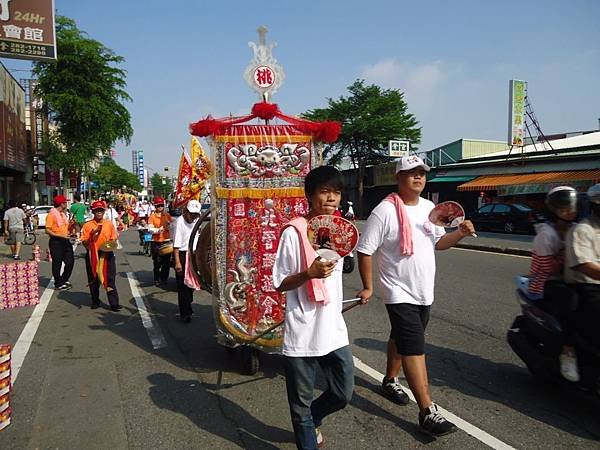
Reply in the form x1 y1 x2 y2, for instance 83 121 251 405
33 205 53 228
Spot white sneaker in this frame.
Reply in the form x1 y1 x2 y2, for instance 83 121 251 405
559 352 580 382
315 427 324 448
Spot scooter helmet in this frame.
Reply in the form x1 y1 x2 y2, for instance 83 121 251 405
587 183 600 216
545 186 577 221
587 184 600 204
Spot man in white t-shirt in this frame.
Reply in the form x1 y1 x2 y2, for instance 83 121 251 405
356 155 475 437
273 166 354 450
173 200 201 323
3 200 26 260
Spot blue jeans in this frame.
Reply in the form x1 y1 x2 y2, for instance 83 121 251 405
284 345 354 450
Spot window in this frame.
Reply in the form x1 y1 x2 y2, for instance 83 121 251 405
513 204 533 212
493 204 511 213
478 205 494 213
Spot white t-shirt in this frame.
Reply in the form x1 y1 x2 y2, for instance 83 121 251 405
356 198 445 305
4 207 26 230
103 207 119 229
173 216 198 250
137 203 151 217
273 227 348 357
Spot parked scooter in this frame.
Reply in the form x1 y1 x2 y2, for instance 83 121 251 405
342 201 355 274
507 276 600 397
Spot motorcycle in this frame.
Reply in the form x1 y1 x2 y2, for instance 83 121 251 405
507 276 600 397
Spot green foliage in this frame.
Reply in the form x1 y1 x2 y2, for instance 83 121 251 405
91 158 141 192
303 79 421 167
33 16 133 169
150 173 173 197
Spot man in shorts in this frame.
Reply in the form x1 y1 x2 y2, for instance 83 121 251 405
3 200 26 260
356 155 475 437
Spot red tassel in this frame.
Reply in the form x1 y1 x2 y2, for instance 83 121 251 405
189 118 221 137
315 121 342 143
251 102 280 120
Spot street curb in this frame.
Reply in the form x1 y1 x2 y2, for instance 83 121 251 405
455 243 532 257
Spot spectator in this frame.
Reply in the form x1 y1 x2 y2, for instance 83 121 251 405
3 199 27 260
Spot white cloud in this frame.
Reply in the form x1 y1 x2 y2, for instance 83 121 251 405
361 59 447 114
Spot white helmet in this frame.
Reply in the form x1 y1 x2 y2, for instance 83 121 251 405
587 183 600 205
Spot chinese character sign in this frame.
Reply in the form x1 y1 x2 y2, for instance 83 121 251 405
508 79 527 147
0 0 56 62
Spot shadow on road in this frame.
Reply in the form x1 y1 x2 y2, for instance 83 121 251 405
147 372 293 450
354 337 600 441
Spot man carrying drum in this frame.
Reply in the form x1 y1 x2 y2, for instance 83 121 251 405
80 200 121 311
148 196 173 286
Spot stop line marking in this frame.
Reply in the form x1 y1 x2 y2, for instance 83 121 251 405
352 356 516 450
126 272 168 350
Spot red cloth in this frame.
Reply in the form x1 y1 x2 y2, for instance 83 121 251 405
283 217 329 305
384 193 414 256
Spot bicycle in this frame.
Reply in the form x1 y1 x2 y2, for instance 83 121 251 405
4 226 36 245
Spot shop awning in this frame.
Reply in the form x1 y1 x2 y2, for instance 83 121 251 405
428 176 476 183
457 169 600 192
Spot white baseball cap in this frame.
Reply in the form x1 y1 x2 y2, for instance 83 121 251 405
186 200 201 213
395 155 430 173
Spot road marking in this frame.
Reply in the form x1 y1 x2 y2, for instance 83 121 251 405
11 280 55 385
126 272 168 350
452 247 531 259
352 356 516 450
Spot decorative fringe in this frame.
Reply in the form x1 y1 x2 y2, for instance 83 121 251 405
215 187 305 199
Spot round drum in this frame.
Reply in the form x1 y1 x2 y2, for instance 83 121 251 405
157 241 173 256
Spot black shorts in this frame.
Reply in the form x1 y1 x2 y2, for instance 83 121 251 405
385 303 430 356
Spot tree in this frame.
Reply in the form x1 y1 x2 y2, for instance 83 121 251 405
150 173 173 197
32 16 133 170
303 80 421 216
91 158 141 193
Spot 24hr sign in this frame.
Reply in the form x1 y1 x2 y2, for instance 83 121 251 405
0 0 56 62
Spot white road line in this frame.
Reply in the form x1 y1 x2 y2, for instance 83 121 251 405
126 272 168 350
352 356 516 450
11 280 55 385
453 247 531 259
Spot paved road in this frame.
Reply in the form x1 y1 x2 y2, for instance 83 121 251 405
0 229 598 449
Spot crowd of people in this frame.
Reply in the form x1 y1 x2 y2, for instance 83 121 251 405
33 194 203 319
3 158 598 450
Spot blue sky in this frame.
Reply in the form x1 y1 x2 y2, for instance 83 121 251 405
5 0 600 174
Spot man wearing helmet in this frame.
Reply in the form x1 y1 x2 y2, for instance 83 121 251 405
565 183 600 349
528 186 579 381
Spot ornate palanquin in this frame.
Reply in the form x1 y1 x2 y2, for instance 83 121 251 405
206 124 318 351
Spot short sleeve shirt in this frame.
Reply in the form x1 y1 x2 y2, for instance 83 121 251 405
45 208 69 237
272 227 348 357
4 207 26 230
564 215 600 285
149 212 172 242
70 203 87 224
81 219 118 249
356 197 446 305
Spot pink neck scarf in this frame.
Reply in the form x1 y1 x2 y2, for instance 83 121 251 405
384 193 413 256
50 207 68 227
284 217 329 305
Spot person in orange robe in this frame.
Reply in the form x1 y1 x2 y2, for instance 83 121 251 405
80 200 121 311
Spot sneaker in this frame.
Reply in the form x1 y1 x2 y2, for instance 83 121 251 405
315 427 324 448
56 284 71 291
381 377 410 405
419 403 457 437
64 281 72 288
560 352 580 382
13 255 20 260
182 315 192 324
110 305 122 312
91 301 101 309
